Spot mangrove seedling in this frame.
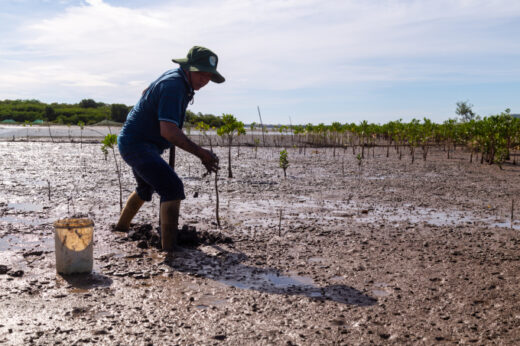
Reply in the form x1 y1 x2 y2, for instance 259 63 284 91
101 134 123 211
356 153 362 167
254 138 260 159
217 114 246 178
195 121 213 150
78 121 85 148
67 123 72 142
23 120 31 140
279 149 289 179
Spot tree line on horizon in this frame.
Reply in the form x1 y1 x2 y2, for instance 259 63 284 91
0 99 224 127
1 99 518 166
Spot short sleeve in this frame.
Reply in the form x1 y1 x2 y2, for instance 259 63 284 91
157 80 185 127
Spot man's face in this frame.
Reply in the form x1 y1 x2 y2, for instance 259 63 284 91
189 71 213 90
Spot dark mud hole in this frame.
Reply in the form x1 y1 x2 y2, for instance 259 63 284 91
113 223 233 250
1 142 520 345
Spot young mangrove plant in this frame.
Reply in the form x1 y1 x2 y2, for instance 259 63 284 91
101 134 123 211
250 122 257 147
23 120 31 141
254 138 260 159
217 114 245 178
78 121 85 149
356 153 363 168
195 121 213 150
279 149 289 179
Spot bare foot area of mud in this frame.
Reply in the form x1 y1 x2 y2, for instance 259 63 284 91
1 141 519 344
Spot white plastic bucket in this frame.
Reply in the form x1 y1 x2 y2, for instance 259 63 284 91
54 218 94 275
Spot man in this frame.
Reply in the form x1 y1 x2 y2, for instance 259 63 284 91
116 46 222 251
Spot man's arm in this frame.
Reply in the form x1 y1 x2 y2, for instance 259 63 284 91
160 121 219 172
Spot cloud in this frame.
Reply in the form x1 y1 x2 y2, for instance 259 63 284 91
1 0 519 121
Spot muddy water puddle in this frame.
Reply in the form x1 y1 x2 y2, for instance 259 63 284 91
219 272 315 291
0 234 53 252
0 202 51 225
7 202 43 212
355 205 520 230
195 296 228 310
230 196 519 231
372 282 392 297
0 216 51 226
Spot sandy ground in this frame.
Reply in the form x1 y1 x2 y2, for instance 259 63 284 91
0 141 519 345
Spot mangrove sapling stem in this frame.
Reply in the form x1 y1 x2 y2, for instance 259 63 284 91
215 171 221 228
47 122 55 143
511 199 515 229
111 146 123 211
257 106 266 147
101 134 123 211
47 180 51 201
278 209 282 236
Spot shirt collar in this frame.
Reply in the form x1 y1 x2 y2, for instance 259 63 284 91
178 68 194 95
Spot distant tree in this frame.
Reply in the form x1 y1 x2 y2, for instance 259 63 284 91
79 99 99 108
456 101 476 122
78 121 85 148
44 106 56 121
111 104 131 123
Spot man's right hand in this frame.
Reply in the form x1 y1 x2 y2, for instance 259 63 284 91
200 149 219 173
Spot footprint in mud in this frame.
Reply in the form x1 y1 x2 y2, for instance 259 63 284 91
164 248 376 306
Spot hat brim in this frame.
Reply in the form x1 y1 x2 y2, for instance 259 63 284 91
172 58 225 83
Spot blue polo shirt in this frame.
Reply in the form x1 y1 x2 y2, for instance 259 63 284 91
118 68 193 153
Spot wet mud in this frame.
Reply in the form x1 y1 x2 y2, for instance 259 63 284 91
1 141 520 344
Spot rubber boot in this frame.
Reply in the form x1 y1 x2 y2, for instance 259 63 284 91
160 200 181 251
115 192 145 231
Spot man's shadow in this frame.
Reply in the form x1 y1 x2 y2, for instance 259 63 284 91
163 245 376 306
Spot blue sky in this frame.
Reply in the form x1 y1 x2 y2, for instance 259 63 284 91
1 0 519 124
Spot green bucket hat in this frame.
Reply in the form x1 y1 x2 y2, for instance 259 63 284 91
172 46 225 83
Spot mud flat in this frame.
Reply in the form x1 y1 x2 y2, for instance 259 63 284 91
1 141 519 344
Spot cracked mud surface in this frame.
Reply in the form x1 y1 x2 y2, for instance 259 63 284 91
1 141 519 345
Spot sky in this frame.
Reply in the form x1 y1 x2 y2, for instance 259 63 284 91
1 0 519 125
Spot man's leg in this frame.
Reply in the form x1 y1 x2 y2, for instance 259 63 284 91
160 199 181 251
115 192 145 231
126 149 185 251
115 168 153 232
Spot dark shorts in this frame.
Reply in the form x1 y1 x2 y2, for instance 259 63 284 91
119 143 185 203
